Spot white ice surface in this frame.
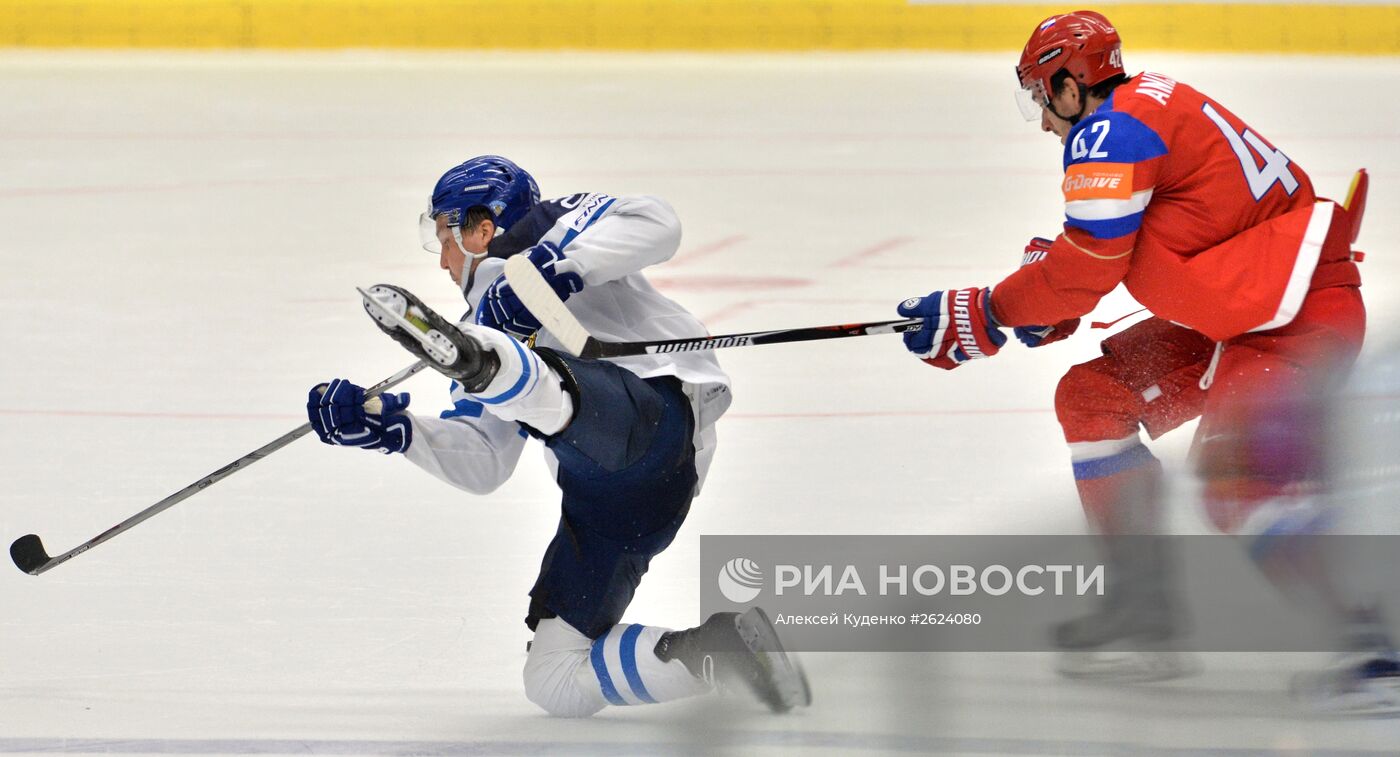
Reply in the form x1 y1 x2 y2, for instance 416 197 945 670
1 50 1399 755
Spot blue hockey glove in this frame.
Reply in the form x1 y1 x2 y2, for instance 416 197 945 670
307 378 413 454
1014 319 1081 348
1012 237 1081 348
896 287 1007 370
476 276 539 339
525 241 585 299
477 242 584 339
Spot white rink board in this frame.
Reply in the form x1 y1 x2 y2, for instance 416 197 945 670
1 51 1399 755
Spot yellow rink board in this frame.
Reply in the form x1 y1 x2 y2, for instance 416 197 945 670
2 1 1398 54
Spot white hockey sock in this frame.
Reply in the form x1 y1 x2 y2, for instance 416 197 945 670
587 623 712 706
463 325 574 435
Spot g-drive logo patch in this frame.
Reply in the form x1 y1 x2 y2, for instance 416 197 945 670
717 557 763 603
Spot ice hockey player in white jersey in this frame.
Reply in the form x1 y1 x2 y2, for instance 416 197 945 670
305 155 810 717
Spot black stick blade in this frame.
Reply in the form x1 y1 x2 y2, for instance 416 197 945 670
10 534 52 575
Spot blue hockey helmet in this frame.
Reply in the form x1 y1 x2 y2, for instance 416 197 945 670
420 155 540 253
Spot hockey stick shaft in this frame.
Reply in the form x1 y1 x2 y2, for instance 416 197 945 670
583 318 922 358
502 256 921 359
10 360 429 575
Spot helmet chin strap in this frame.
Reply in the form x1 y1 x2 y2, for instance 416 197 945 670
450 224 492 311
458 250 493 313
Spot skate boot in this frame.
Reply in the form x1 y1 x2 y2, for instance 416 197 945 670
363 283 575 434
1292 653 1400 716
1054 601 1200 683
1054 537 1199 683
1293 610 1400 716
1054 593 1180 650
654 607 812 713
359 284 498 391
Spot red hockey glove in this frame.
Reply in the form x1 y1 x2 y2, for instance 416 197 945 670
896 287 1007 370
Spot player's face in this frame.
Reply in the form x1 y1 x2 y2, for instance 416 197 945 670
436 217 494 286
1040 81 1081 144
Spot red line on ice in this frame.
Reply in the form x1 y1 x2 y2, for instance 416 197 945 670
0 406 1051 422
828 236 915 268
669 234 748 266
0 408 294 421
728 408 1052 419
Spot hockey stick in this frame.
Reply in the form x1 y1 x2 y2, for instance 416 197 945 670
502 256 921 359
9 360 429 576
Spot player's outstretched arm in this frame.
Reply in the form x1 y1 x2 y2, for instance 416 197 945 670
308 375 528 493
402 412 528 495
307 378 413 455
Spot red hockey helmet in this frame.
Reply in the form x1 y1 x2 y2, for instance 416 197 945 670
1015 11 1124 120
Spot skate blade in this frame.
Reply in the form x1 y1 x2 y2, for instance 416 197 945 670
359 286 461 367
1056 649 1202 684
1293 674 1400 717
737 607 813 712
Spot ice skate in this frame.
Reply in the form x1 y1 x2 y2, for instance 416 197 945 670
654 607 812 713
359 284 499 391
1056 645 1201 683
1292 611 1400 716
1292 653 1400 716
1053 536 1200 683
1055 601 1200 682
1053 596 1181 649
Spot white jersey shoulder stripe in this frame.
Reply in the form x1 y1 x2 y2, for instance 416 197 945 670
1065 189 1154 222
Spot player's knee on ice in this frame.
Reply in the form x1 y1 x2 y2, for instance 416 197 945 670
523 618 710 717
523 618 609 717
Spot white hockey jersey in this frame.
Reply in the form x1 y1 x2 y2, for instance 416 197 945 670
403 193 732 496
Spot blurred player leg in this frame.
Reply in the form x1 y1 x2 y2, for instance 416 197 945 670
1195 286 1398 713
1192 287 1363 589
1325 334 1400 708
1052 319 1211 680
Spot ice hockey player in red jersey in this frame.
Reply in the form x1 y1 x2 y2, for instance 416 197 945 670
895 10 1398 713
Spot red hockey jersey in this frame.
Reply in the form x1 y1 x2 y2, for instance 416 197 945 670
992 72 1359 342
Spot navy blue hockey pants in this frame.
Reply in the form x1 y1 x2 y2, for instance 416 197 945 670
525 350 698 639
